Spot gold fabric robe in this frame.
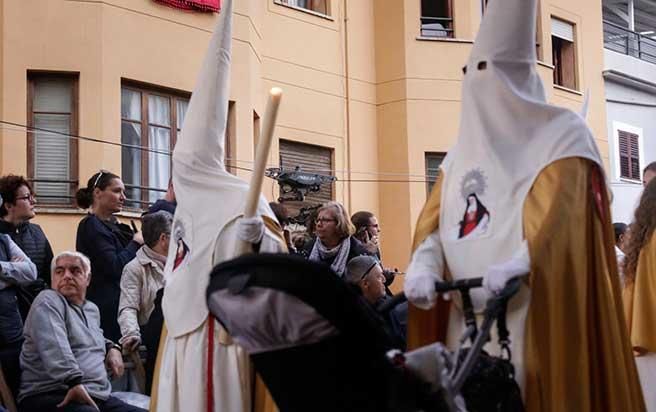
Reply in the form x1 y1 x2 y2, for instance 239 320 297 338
408 158 645 411
623 233 656 355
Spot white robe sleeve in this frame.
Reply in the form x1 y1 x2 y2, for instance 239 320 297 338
407 230 445 283
405 229 446 310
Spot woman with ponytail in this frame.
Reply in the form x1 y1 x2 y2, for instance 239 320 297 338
75 171 143 342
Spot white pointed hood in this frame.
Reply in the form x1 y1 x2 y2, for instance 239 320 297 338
163 0 276 338
437 0 603 311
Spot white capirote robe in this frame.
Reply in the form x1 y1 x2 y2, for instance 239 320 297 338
157 221 284 412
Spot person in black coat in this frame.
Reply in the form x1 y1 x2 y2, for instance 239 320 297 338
145 178 176 216
0 175 54 286
75 171 143 342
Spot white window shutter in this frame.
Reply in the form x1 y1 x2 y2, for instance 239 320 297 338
32 77 73 205
552 18 574 42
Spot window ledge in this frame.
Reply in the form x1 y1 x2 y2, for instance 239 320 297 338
618 177 642 185
415 36 474 44
273 1 333 21
553 84 583 96
36 207 144 218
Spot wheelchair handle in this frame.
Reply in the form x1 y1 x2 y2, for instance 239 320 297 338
377 277 485 314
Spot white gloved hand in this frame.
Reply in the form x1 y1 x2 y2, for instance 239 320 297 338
404 273 438 310
237 216 265 244
483 241 530 295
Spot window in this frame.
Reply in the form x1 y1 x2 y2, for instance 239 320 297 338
279 140 333 214
551 18 577 90
121 83 190 208
421 0 454 38
425 152 446 195
618 130 641 181
276 0 329 15
27 73 79 205
225 101 236 174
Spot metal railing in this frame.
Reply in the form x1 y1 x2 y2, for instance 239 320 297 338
603 20 656 65
420 16 454 38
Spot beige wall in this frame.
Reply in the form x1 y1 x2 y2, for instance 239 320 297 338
0 0 608 288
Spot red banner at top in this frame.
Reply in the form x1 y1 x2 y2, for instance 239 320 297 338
154 0 220 13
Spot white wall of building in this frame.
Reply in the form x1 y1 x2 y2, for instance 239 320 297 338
604 49 656 224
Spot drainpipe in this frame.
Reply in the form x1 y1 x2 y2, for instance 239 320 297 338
342 0 353 211
628 0 635 32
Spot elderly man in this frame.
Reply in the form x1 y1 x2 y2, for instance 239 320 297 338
18 251 146 412
345 256 407 349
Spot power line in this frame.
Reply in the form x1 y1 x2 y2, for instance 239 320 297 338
0 120 442 182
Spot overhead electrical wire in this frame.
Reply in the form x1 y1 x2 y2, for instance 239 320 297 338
0 120 440 183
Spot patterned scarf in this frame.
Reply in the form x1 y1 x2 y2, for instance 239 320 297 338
309 237 351 277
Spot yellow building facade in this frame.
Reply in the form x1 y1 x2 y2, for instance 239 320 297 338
0 0 608 288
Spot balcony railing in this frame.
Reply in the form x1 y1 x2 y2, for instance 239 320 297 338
420 16 454 38
603 20 656 65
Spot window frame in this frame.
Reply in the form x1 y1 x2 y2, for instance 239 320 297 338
425 151 446 195
273 0 331 18
120 80 191 209
612 121 644 183
551 17 578 90
27 71 80 207
278 139 335 213
420 0 454 39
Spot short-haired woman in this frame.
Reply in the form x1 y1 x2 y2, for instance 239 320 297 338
622 178 656 411
75 171 143 342
304 201 370 277
0 174 53 285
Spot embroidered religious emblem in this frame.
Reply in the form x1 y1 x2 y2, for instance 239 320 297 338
457 169 490 239
172 221 190 270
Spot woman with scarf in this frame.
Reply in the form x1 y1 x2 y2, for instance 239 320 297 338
305 201 370 277
75 170 144 342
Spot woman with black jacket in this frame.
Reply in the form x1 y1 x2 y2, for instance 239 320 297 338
0 175 53 286
75 170 143 342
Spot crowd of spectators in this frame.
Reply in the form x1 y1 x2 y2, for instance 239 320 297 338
0 168 400 411
3 157 656 411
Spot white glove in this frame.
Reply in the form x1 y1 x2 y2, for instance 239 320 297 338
405 273 438 310
237 216 265 244
405 230 443 310
483 241 530 295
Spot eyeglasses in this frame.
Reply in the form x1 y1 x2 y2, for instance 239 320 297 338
15 194 35 202
359 262 379 282
315 218 337 224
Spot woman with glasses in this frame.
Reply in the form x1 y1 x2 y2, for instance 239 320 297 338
0 174 53 286
75 170 144 342
0 187 38 400
304 201 371 277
